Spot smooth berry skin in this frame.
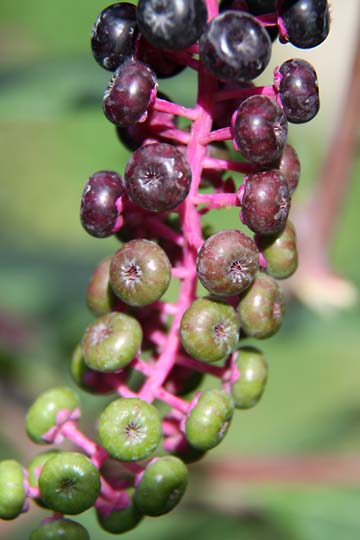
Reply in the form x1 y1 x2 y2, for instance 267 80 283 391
279 0 330 49
241 170 290 236
231 346 268 408
81 312 142 372
0 460 25 520
98 398 162 461
91 3 138 71
70 344 114 394
87 256 116 316
103 60 157 127
233 95 288 165
256 220 298 279
137 0 208 51
237 272 285 338
80 171 124 238
185 389 234 451
180 297 240 363
39 452 101 515
196 229 259 297
27 450 60 508
26 386 80 444
110 239 171 306
135 456 188 516
97 495 143 533
125 143 192 212
200 12 271 82
277 143 301 194
279 59 319 124
30 518 90 540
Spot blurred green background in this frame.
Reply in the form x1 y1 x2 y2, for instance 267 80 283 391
0 1 359 539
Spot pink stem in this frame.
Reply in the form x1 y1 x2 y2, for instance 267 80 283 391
256 13 278 25
172 266 190 279
203 157 256 174
151 98 198 120
202 126 232 144
155 387 189 414
215 85 277 102
192 192 240 208
151 126 191 145
145 217 184 246
176 354 225 378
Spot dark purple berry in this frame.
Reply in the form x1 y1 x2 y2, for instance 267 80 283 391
241 170 290 235
137 0 208 51
237 272 285 338
124 142 192 212
279 59 319 124
80 171 124 238
136 35 185 79
246 0 275 14
103 60 157 127
196 229 259 297
110 239 172 306
277 143 301 194
200 11 271 82
233 95 288 165
256 220 298 279
164 365 203 396
91 3 138 71
279 0 330 49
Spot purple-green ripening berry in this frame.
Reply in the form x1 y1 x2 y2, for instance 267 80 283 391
256 220 298 279
180 297 240 363
110 239 172 307
81 312 142 372
185 389 234 451
135 456 188 516
87 256 117 316
25 386 80 444
237 272 285 338
277 144 301 195
0 460 26 520
97 492 143 534
38 451 101 515
27 450 60 508
30 518 90 540
97 397 162 462
231 346 268 408
196 229 259 297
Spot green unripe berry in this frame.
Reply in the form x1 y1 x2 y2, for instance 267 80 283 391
180 297 240 363
27 450 60 508
97 494 143 533
110 239 172 306
29 518 90 540
81 312 142 372
185 389 234 451
0 460 26 520
87 256 116 316
26 386 80 444
135 456 188 516
257 221 298 279
231 347 268 408
98 398 162 461
38 452 101 515
237 272 285 338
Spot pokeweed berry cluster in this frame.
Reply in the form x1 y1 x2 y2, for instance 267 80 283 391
0 1 330 538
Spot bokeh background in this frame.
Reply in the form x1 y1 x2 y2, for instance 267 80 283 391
1 1 359 538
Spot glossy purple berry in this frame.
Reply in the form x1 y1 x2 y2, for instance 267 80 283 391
277 143 301 194
110 239 171 306
91 3 138 71
196 229 259 297
124 142 192 212
279 59 319 124
237 272 285 338
233 95 288 165
180 297 240 363
199 11 271 81
241 170 290 235
80 171 124 238
279 0 330 49
103 60 157 127
256 220 298 279
137 0 208 51
136 35 185 79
